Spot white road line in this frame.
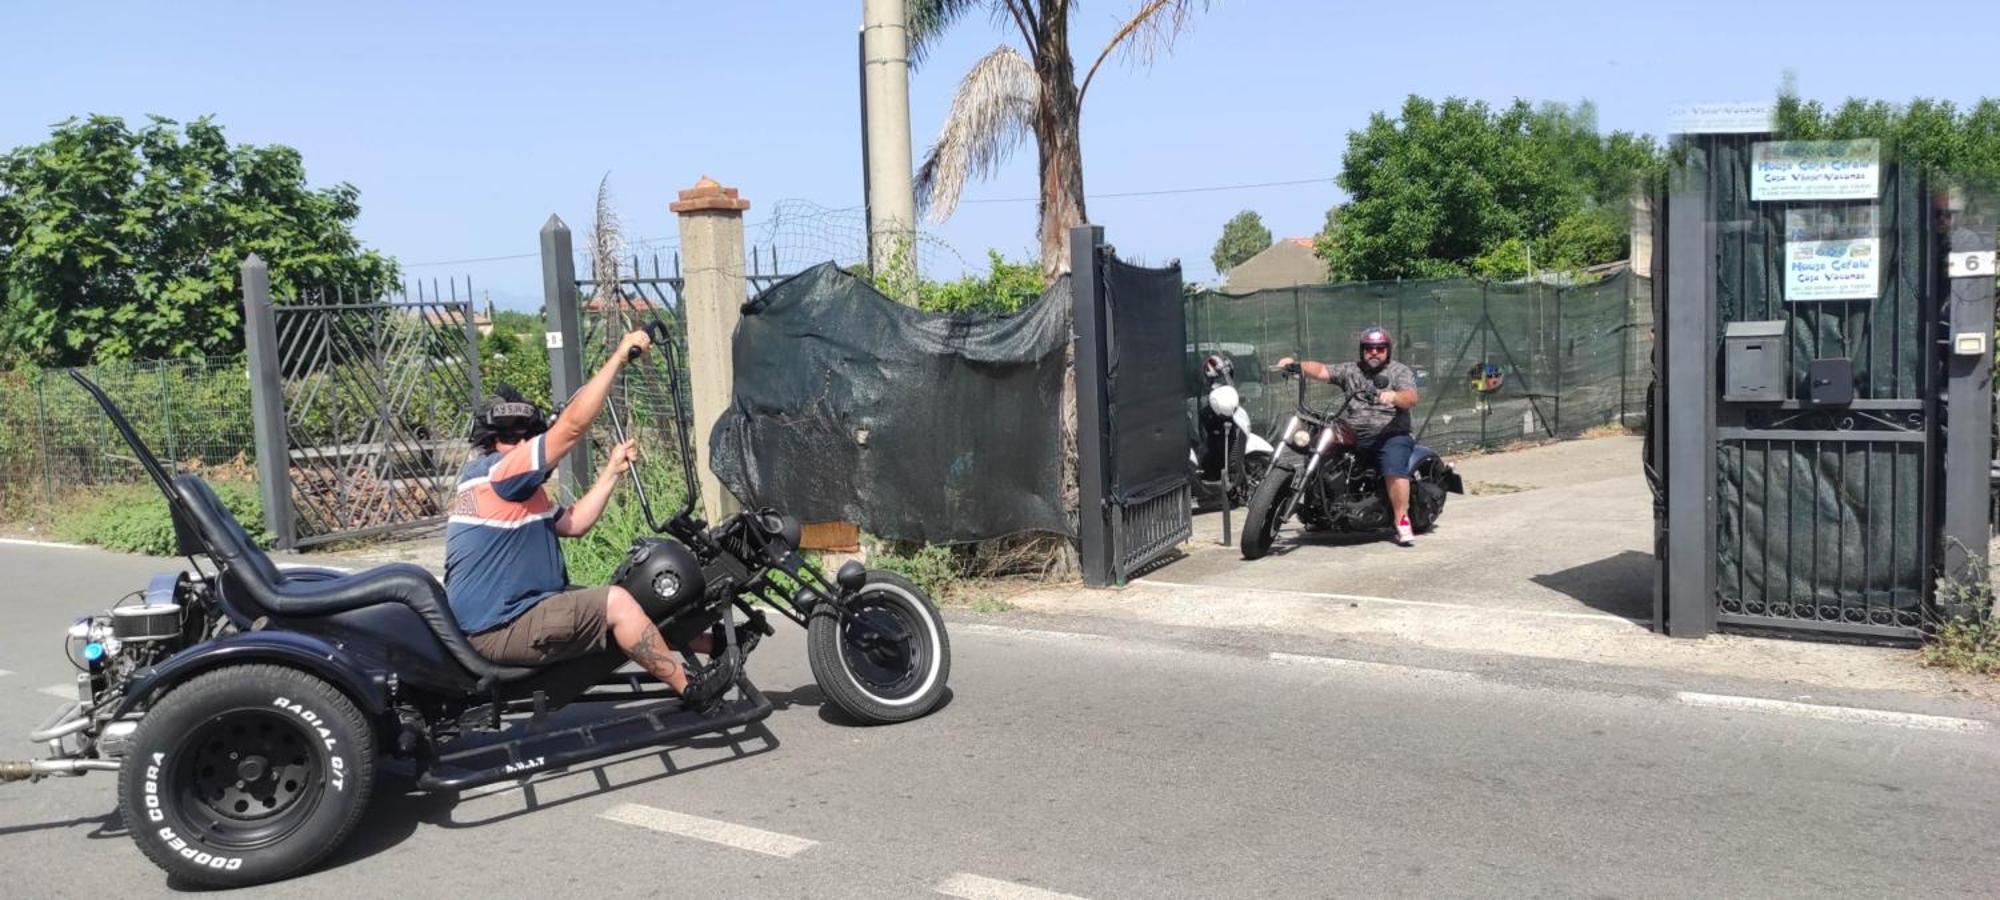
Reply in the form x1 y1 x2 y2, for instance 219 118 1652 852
936 873 1091 900
0 537 88 550
39 685 78 700
1675 692 1991 734
599 803 817 858
1268 651 1483 684
0 668 13 677
1136 578 1638 623
956 623 1113 642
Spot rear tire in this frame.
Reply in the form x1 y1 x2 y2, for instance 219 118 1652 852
119 664 374 888
1241 465 1296 560
809 572 951 724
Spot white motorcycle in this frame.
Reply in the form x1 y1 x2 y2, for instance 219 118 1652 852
1189 353 1275 509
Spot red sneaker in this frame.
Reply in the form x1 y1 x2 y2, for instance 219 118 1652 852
1394 515 1416 547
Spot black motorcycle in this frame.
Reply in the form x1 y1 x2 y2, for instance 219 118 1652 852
1239 362 1465 559
1 318 950 887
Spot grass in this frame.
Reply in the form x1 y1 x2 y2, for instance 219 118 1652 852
1918 564 2000 676
52 480 269 555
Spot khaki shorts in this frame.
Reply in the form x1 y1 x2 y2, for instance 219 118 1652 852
469 586 612 665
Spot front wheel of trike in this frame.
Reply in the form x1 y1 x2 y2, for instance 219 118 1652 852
118 664 375 888
808 571 951 724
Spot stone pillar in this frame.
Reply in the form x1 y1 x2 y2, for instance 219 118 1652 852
671 177 749 524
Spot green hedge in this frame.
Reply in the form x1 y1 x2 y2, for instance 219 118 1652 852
54 481 269 556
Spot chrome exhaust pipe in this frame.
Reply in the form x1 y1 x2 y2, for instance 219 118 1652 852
0 758 119 782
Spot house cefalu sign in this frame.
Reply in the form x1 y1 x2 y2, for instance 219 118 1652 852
1751 139 1880 202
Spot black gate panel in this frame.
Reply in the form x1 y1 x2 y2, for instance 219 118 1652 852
1073 226 1192 586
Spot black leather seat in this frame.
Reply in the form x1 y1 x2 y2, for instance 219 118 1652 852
171 474 535 685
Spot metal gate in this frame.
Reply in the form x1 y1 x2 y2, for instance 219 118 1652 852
1656 132 1994 639
242 255 483 549
1073 225 1193 586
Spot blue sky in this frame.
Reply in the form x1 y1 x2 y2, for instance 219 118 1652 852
3 1 1991 309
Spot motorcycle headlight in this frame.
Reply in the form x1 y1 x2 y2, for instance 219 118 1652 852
1206 385 1240 417
1290 429 1312 449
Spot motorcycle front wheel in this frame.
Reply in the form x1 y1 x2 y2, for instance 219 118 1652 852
808 571 952 724
1240 464 1296 560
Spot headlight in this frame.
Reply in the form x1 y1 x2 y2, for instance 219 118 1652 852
1290 429 1312 448
1206 385 1240 417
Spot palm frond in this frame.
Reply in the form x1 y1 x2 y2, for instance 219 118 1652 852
914 44 1039 223
905 0 986 69
1079 0 1208 102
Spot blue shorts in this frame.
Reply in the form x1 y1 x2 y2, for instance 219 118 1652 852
1364 433 1417 478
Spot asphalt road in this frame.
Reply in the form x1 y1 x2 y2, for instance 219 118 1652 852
1 542 1997 898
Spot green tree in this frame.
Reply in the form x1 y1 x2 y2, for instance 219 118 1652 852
909 0 1210 278
1210 210 1271 273
1774 94 2000 188
0 115 397 366
849 248 1047 316
1315 96 1659 281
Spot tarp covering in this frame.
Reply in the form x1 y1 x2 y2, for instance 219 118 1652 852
1103 255 1191 503
709 263 1072 543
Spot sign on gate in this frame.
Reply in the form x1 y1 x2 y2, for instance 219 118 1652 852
1751 139 1880 201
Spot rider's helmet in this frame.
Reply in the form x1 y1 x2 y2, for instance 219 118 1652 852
1358 326 1393 372
470 384 551 453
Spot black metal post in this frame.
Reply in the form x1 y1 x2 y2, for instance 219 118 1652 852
540 215 589 496
1938 193 1996 608
242 255 297 550
1071 225 1115 587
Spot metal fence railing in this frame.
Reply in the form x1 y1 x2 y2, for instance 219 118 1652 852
0 356 257 516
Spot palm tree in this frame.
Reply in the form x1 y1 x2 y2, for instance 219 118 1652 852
909 0 1206 278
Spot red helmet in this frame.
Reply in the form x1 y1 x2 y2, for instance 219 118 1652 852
1358 326 1392 362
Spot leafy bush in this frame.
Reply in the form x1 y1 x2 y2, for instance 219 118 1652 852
54 480 268 556
865 540 963 600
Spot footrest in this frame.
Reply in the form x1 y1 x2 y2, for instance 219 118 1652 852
416 678 773 791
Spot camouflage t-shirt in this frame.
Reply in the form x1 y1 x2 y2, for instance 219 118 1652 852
1326 360 1417 444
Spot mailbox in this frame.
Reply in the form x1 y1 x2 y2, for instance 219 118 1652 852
1723 320 1788 402
1807 357 1855 406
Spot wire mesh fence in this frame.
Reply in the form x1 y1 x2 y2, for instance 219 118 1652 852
1187 271 1653 455
0 356 257 517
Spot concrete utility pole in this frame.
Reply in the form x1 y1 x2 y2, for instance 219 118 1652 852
861 0 918 285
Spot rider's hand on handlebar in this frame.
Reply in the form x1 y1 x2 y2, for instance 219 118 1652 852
616 329 653 361
600 440 639 480
1275 357 1302 377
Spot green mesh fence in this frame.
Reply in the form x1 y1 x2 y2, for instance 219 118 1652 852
0 356 257 516
1187 271 1652 455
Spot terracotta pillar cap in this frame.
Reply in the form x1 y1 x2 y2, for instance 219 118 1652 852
670 176 751 213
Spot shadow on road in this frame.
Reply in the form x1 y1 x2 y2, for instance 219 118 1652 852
1530 550 1656 623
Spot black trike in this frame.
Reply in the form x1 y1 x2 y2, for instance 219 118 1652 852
1 320 951 887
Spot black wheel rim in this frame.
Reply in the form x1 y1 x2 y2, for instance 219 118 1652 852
173 709 325 851
839 590 932 701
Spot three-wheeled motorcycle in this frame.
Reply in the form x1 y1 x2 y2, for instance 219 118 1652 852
1 319 951 887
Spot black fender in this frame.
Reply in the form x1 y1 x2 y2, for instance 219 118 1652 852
111 629 392 721
1410 447 1464 494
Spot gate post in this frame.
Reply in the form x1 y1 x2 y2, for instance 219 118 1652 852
1660 140 1718 637
671 177 750 524
1070 224 1114 587
1939 191 1996 611
539 216 590 496
241 255 297 550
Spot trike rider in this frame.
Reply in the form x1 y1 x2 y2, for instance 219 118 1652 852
1276 325 1422 547
444 329 736 711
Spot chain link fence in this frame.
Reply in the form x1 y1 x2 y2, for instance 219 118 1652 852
1187 271 1653 455
0 356 256 516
